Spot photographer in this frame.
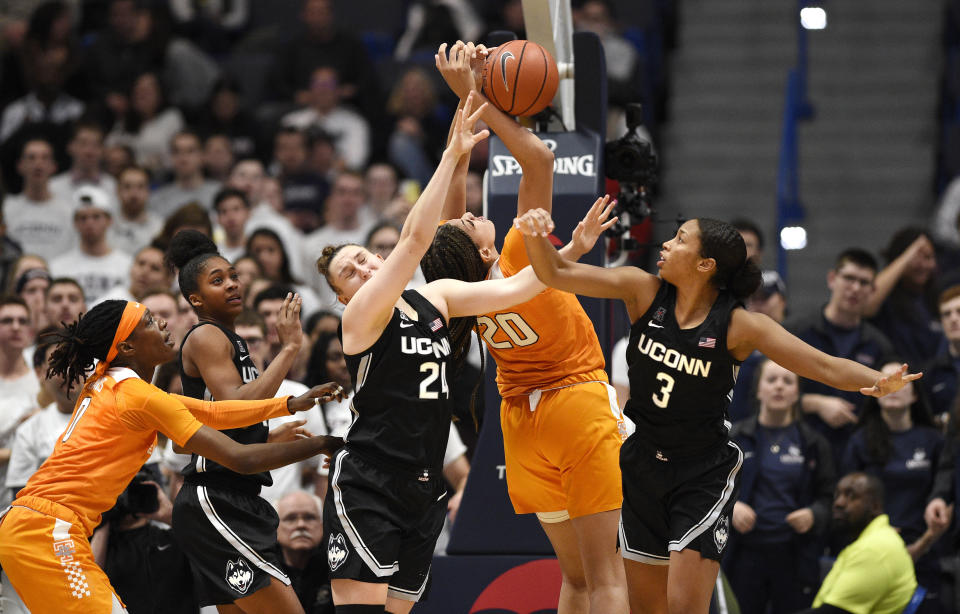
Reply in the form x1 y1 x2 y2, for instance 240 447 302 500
91 465 199 614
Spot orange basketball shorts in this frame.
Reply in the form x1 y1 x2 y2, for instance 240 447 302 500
500 380 626 519
0 500 126 613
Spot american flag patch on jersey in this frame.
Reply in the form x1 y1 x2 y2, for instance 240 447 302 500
698 337 716 348
429 318 443 332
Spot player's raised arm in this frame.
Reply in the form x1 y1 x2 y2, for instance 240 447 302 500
728 308 922 396
436 40 554 217
338 93 488 353
516 207 660 321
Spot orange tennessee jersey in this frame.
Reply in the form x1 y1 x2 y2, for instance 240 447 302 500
16 367 291 535
481 227 607 397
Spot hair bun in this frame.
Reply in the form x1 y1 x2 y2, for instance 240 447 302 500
166 229 218 270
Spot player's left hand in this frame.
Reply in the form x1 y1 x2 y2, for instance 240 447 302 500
288 382 346 413
860 363 922 397
571 195 618 254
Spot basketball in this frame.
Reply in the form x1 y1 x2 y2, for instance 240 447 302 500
482 40 560 117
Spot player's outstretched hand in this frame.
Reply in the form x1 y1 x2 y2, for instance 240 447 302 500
268 419 314 443
446 90 489 159
288 382 346 413
276 292 304 351
436 41 477 99
860 363 923 397
571 195 618 254
514 208 555 237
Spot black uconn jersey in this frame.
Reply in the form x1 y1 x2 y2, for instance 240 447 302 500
625 283 742 460
179 322 271 489
343 290 453 472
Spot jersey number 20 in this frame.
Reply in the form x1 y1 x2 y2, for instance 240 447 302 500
476 313 539 349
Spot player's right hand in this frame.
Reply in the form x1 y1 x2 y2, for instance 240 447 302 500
514 208 555 237
276 292 304 350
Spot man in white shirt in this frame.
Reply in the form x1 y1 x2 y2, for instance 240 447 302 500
5 336 74 499
0 297 41 507
49 186 133 304
214 188 252 263
48 121 117 205
151 131 221 217
281 66 370 171
43 278 86 329
301 171 376 297
110 165 162 256
2 138 74 261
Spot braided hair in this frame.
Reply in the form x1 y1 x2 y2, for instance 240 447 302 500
422 224 488 425
696 218 762 300
166 230 221 302
46 300 127 393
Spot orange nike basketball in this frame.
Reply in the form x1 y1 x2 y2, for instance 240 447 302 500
482 40 560 117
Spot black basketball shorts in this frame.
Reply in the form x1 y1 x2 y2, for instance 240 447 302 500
172 482 289 606
324 449 447 603
619 437 743 564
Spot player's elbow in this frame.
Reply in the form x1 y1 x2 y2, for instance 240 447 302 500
527 146 554 173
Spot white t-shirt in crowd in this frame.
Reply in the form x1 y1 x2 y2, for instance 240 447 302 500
2 193 75 261
0 369 41 507
50 249 133 304
261 379 330 502
282 106 371 171
49 173 117 207
110 213 163 257
5 403 72 491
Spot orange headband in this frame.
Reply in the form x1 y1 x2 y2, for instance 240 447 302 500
93 301 147 379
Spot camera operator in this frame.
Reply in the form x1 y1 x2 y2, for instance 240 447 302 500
603 103 658 267
91 465 199 614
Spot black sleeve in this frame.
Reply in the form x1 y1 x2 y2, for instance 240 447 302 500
930 430 956 504
809 432 838 533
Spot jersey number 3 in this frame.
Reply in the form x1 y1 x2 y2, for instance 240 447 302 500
652 372 675 408
476 313 539 349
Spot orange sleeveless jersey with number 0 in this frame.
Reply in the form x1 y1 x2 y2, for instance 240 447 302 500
482 227 607 398
15 367 290 536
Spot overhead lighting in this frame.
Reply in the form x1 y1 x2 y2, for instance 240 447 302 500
800 7 827 30
781 226 808 250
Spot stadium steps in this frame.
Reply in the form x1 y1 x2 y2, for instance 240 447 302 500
655 0 941 317
788 0 941 314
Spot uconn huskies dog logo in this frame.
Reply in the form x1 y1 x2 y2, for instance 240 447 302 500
225 558 254 594
713 515 729 552
328 533 349 571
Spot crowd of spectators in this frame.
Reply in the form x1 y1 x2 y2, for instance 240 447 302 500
7 0 960 613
